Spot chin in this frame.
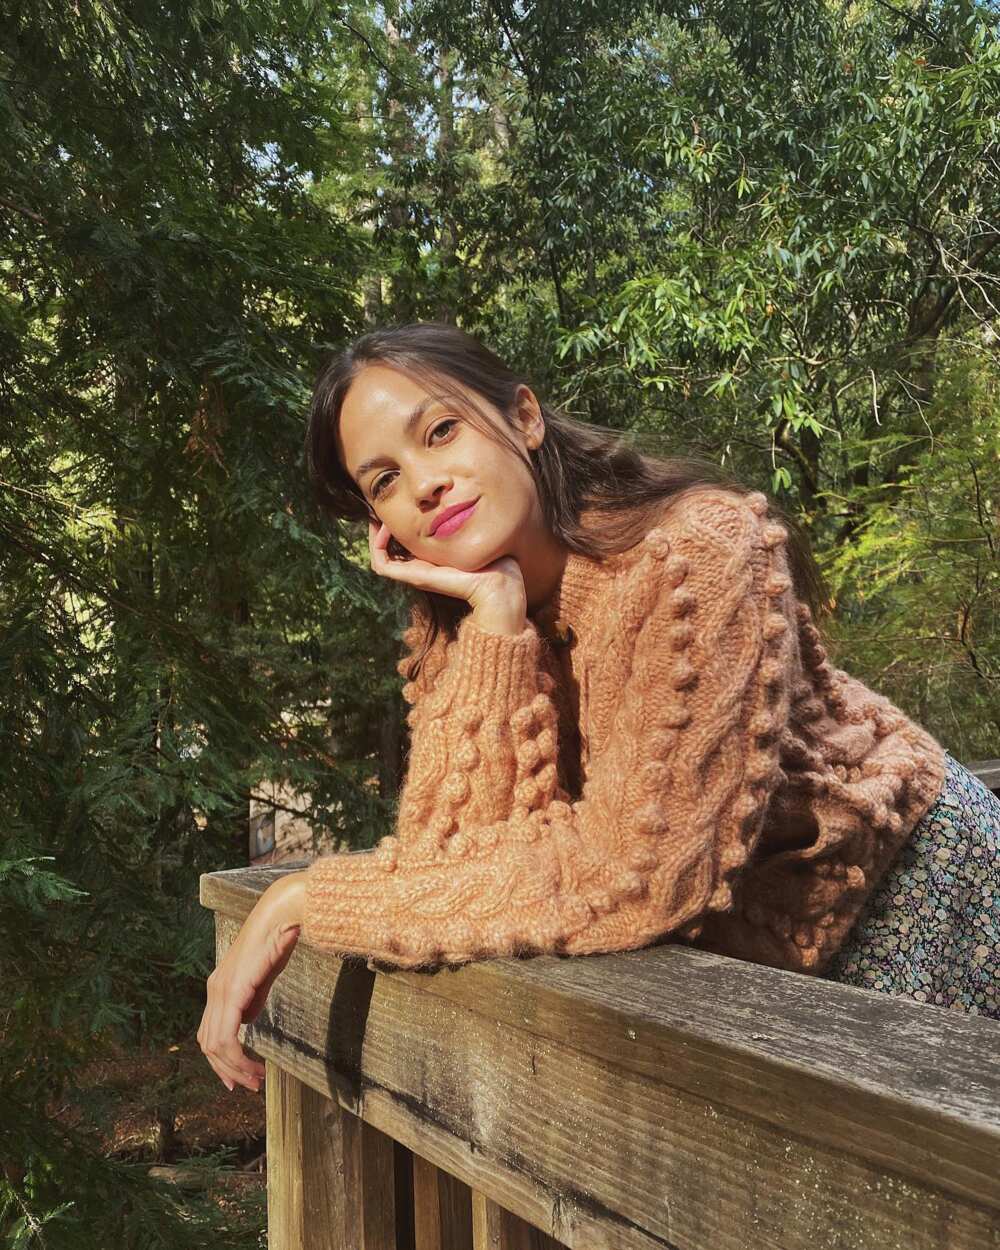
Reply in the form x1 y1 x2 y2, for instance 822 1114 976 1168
423 518 513 569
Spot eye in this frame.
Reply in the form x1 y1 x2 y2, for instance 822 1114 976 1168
430 417 458 442
370 419 459 498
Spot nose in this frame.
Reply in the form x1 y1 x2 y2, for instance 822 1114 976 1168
415 476 452 510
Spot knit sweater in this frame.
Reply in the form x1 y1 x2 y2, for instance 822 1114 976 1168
302 486 947 975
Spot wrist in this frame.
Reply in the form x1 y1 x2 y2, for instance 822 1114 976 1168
264 870 307 933
470 604 527 636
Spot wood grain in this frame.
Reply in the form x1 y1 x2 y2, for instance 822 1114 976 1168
207 899 1000 1250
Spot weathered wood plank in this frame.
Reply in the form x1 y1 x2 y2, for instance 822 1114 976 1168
413 1153 474 1250
413 1154 445 1250
472 1191 568 1250
968 759 1000 794
265 1064 348 1250
341 1107 397 1250
208 906 1000 1250
264 1059 402 1250
203 872 1000 1211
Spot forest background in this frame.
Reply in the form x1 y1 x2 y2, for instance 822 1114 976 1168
2 0 998 1245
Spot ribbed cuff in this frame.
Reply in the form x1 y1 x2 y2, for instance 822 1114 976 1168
302 850 395 959
448 614 543 707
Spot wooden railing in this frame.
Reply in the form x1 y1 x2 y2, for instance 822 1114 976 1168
968 758 1000 796
200 762 1000 1250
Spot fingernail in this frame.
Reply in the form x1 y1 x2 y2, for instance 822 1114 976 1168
224 1079 234 1091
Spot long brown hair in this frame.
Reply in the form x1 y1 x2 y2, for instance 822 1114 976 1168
305 321 831 679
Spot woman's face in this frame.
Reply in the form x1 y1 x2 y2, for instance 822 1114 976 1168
337 363 546 571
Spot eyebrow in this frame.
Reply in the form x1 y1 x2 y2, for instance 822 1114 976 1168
353 397 445 485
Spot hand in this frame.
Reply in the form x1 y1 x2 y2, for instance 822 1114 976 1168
197 872 306 1093
367 519 526 620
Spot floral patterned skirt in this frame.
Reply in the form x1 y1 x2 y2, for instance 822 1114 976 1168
823 752 1000 1020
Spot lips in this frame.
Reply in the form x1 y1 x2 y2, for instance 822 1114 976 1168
430 497 480 536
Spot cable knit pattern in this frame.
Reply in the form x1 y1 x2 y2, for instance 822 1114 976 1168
302 487 948 975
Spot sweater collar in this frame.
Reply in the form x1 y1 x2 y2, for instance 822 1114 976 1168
528 543 623 642
527 504 654 642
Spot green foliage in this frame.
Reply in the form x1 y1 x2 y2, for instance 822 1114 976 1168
822 347 1000 755
1 1 387 1243
2 0 998 1243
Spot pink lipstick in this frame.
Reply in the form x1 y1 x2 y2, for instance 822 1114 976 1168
433 499 479 537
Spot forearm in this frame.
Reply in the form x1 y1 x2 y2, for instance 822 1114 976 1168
260 870 307 933
394 611 552 843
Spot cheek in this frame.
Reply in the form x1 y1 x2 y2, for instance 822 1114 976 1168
481 444 531 486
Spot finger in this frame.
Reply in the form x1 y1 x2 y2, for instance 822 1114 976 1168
197 996 216 1066
206 1054 239 1091
216 991 267 1084
211 1024 266 1088
214 1051 265 1092
370 525 399 575
203 985 266 1086
368 525 388 572
369 519 390 559
200 994 235 1087
209 1053 262 1093
208 1034 266 1090
366 527 452 589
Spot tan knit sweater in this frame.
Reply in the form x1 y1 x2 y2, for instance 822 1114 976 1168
302 487 947 975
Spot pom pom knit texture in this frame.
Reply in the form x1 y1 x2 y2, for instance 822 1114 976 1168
303 487 947 975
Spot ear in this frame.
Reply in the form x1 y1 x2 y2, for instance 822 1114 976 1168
511 384 545 448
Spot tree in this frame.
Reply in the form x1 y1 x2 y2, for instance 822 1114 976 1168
3 1 997 1242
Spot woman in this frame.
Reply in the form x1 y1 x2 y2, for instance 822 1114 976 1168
198 322 999 1095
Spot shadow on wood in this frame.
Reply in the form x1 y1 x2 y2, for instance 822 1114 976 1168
199 760 1000 1250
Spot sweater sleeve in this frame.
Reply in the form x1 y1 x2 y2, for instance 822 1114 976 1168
301 490 796 969
391 608 565 845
